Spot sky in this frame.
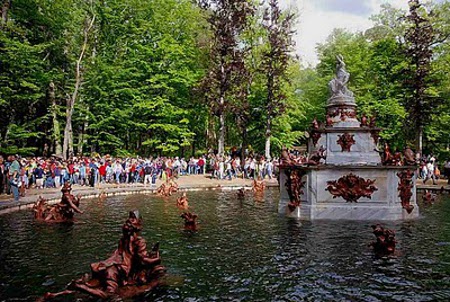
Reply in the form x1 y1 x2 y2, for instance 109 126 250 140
279 0 416 66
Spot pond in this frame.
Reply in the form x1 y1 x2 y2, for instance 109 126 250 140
1 189 450 301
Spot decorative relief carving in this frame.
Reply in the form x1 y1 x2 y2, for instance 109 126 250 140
329 108 357 121
336 133 355 152
311 131 322 147
326 173 378 203
397 169 415 214
285 169 306 211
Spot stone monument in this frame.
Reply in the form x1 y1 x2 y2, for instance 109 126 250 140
279 55 419 220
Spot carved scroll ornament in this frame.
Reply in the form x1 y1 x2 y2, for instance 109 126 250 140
326 173 378 203
336 133 355 152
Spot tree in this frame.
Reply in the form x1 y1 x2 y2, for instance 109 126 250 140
403 0 435 154
199 0 254 157
260 0 295 159
62 9 96 159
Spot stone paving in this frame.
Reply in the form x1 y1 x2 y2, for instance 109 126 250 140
0 175 279 214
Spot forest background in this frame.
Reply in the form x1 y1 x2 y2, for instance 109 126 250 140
1 0 449 160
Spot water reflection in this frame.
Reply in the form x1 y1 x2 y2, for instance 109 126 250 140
0 190 449 301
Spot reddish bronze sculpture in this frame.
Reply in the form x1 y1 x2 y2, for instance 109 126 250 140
236 187 246 198
177 192 189 208
422 190 436 204
252 177 265 193
180 212 199 231
326 173 378 203
326 114 333 127
306 146 326 166
311 118 319 129
311 131 322 147
370 224 396 257
376 142 397 165
403 147 416 166
156 178 178 196
34 183 83 223
285 169 306 211
360 114 368 127
43 211 165 301
336 133 355 152
280 147 295 166
397 169 415 213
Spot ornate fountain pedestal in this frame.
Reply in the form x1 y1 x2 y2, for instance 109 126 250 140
279 55 418 220
279 165 418 220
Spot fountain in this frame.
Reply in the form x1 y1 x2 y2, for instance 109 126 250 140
279 55 419 220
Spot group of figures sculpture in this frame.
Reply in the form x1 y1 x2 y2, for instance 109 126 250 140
42 211 165 301
34 182 83 223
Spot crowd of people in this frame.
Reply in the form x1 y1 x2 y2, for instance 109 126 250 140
1 150 449 203
0 153 279 202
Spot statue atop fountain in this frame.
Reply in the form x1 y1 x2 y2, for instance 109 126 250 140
43 210 166 300
279 55 418 220
328 54 354 99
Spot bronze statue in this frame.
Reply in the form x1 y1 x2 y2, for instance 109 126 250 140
306 146 326 166
180 212 198 231
422 190 436 204
360 114 368 127
252 177 265 194
326 114 333 127
156 178 178 197
285 169 306 212
34 183 83 223
403 147 416 166
397 169 415 214
43 211 165 300
176 192 189 208
311 118 319 129
370 224 396 257
236 187 247 198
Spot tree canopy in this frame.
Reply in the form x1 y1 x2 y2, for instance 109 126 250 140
1 0 449 159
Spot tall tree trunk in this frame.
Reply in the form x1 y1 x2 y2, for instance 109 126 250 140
1 0 10 26
49 81 62 156
265 117 271 160
241 126 247 168
415 124 423 155
77 107 89 155
218 105 225 157
62 15 95 159
217 94 226 157
206 114 216 152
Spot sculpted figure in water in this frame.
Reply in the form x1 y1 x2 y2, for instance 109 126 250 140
180 212 199 231
177 192 189 208
34 182 83 222
370 224 396 257
157 178 178 196
252 177 265 193
43 211 165 300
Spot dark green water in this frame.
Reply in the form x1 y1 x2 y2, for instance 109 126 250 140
1 190 450 301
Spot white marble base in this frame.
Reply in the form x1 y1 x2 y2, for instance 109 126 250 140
279 166 419 221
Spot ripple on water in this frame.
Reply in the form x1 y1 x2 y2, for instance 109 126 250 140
0 190 450 301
